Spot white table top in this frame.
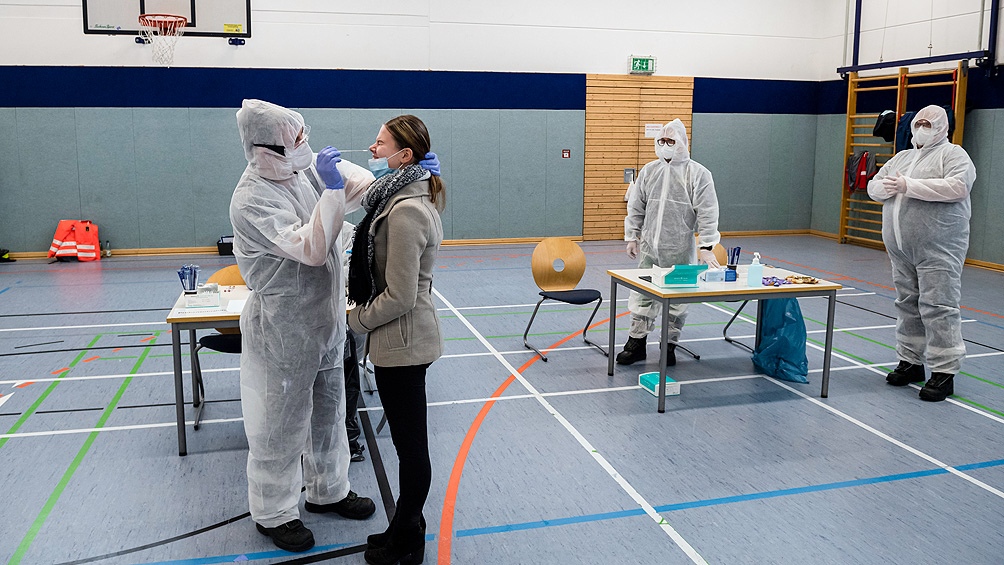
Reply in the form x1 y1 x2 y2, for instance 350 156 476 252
608 266 842 299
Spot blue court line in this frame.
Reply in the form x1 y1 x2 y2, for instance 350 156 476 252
0 287 10 295
133 459 1004 563
456 458 1004 538
141 542 353 565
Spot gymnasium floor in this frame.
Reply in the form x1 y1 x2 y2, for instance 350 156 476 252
1 235 1003 565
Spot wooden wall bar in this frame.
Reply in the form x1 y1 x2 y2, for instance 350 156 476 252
583 74 694 240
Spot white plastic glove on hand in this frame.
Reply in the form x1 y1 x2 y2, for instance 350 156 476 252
882 173 907 197
698 248 720 268
626 240 638 260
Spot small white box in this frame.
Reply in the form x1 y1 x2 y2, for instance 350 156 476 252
185 287 221 308
639 372 680 397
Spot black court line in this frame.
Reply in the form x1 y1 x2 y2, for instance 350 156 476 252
13 340 63 349
359 395 397 523
51 512 252 564
273 543 367 563
0 398 243 418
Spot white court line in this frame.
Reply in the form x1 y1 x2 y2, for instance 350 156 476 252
432 287 708 565
0 392 13 409
837 292 876 297
0 367 237 386
0 321 165 333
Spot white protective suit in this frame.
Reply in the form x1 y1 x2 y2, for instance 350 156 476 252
866 105 976 374
624 119 721 341
230 99 374 528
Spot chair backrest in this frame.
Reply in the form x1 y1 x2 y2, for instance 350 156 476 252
530 238 587 292
207 265 244 334
712 243 727 266
207 264 244 286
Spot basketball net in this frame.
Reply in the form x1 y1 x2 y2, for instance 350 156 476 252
138 14 187 67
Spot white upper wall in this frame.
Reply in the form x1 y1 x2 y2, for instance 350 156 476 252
0 1 996 81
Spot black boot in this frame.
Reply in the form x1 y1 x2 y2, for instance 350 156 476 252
919 372 954 402
886 361 925 386
661 343 677 367
256 519 315 553
365 522 425 564
368 515 425 550
616 336 647 365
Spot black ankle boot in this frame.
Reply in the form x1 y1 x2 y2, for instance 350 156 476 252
919 372 954 402
616 336 647 365
369 516 425 550
365 522 425 564
886 360 925 386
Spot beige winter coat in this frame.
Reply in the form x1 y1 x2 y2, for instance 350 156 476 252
347 180 444 367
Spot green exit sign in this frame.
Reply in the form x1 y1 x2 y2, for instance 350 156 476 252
629 55 656 75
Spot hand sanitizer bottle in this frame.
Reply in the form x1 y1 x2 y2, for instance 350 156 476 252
747 252 763 286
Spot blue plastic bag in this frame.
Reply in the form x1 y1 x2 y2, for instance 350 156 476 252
751 298 809 383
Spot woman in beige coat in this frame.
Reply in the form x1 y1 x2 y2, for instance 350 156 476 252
347 114 444 565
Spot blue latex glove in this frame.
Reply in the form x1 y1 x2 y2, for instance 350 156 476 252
316 146 344 189
419 152 441 177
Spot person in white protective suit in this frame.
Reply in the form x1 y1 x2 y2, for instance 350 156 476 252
867 105 976 402
230 99 379 553
617 118 721 366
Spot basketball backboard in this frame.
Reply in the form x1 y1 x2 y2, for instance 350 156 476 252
83 0 251 38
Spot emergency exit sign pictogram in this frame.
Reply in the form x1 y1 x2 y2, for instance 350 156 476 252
629 55 656 75
562 149 571 158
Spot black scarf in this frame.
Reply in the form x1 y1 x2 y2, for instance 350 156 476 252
348 164 430 305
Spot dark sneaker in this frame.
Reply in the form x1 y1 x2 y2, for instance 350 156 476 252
886 360 925 386
919 372 954 402
615 336 647 365
350 441 366 463
304 490 376 520
256 519 315 553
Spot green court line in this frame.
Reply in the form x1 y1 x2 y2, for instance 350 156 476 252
8 334 158 565
0 335 102 451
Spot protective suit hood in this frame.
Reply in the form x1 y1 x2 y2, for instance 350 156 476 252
236 99 305 181
654 119 690 165
911 105 950 149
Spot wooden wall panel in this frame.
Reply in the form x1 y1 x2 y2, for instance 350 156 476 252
582 74 694 240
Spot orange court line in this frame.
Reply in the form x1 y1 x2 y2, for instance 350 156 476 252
50 368 69 375
82 356 100 363
140 336 156 343
15 382 34 388
437 311 629 564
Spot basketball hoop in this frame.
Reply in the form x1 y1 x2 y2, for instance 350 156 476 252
138 14 187 67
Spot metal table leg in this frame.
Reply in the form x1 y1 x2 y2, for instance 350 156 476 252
658 299 670 413
607 278 617 376
172 323 187 456
821 291 836 398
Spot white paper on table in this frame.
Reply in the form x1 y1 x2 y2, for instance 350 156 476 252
226 299 246 313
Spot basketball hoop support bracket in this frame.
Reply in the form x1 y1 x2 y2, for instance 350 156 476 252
228 37 246 46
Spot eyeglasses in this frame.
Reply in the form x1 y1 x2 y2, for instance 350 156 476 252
294 124 311 148
656 138 676 146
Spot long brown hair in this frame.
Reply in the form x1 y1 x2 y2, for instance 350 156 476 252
384 115 445 211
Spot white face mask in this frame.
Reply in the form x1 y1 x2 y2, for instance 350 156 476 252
912 126 935 148
289 141 314 171
655 142 676 161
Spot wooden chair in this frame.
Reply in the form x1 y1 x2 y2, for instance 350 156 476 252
191 264 244 429
522 238 607 361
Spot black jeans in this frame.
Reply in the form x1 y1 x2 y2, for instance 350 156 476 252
375 363 432 531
